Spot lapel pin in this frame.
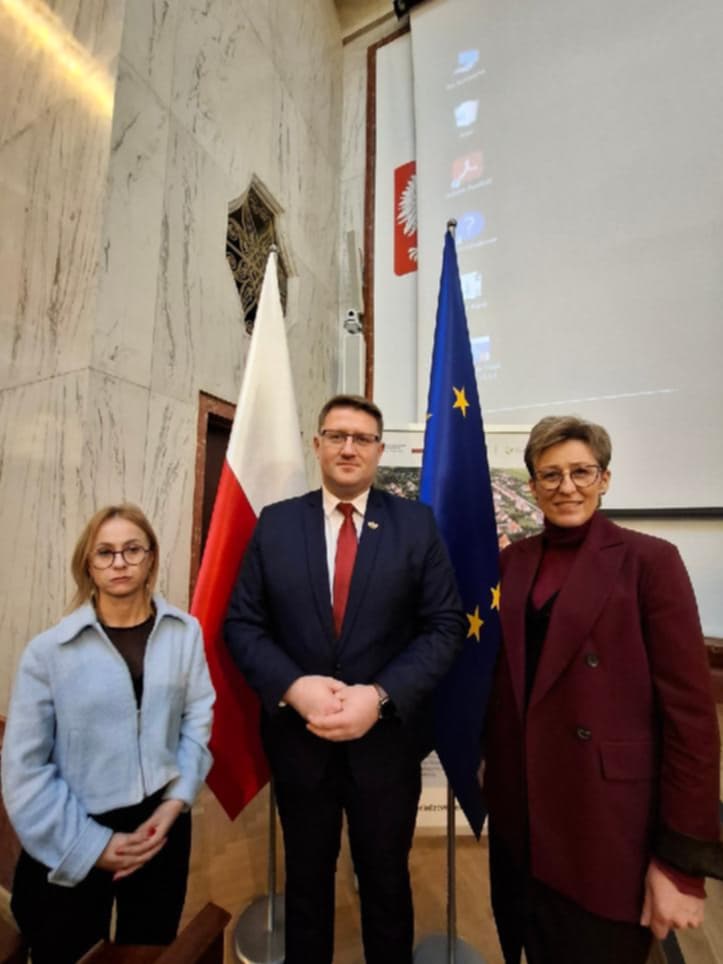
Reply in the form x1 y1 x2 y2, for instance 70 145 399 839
367 521 379 530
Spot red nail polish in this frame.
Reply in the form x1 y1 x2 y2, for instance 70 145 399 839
148 827 156 837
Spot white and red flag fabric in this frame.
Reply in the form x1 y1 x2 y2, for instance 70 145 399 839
394 160 417 276
191 249 307 819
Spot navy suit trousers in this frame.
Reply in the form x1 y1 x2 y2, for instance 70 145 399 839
275 740 422 964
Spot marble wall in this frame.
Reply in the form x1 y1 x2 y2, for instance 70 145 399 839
0 0 343 709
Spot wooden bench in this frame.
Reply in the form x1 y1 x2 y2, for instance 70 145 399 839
0 719 27 964
0 720 21 894
0 916 26 964
78 902 231 964
0 893 228 964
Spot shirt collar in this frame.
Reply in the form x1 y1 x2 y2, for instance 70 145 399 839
321 485 370 520
55 593 175 644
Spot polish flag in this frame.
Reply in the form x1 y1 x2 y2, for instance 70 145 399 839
191 249 307 819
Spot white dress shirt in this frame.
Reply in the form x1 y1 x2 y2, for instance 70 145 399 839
321 486 369 599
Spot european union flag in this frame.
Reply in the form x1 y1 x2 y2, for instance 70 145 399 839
420 225 501 836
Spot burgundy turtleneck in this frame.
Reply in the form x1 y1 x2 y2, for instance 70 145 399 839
530 517 593 610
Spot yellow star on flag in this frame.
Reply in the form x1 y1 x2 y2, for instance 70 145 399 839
466 605 484 641
490 582 501 611
452 386 469 417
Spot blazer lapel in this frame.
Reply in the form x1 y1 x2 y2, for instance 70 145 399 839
529 513 626 709
302 490 336 645
336 488 385 648
501 535 542 718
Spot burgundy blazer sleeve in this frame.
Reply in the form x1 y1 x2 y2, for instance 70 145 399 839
637 536 722 874
639 537 719 833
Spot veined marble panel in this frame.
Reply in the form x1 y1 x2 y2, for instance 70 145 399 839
0 368 150 708
170 0 277 183
0 371 90 708
93 60 170 387
178 0 273 62
269 0 343 166
0 0 122 146
140 391 196 608
0 98 111 390
270 86 340 295
151 118 246 406
47 0 126 63
225 0 272 57
81 369 150 509
120 0 178 106
285 266 338 447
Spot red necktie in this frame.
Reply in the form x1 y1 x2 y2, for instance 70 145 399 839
333 503 358 636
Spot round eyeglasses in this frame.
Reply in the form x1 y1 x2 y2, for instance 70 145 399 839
90 545 152 569
534 465 602 492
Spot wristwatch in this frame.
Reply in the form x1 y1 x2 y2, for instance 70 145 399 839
373 683 395 720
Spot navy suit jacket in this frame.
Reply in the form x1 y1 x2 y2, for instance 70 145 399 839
484 511 721 922
225 488 465 787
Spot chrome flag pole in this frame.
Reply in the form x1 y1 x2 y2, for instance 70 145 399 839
234 781 285 964
413 783 486 964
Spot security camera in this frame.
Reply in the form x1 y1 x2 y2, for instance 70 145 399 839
343 309 363 334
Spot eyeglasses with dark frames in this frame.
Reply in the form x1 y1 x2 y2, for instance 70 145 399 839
319 430 381 448
90 545 152 569
534 465 602 492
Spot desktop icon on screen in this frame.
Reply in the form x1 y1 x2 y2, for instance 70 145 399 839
455 50 480 74
457 211 485 243
471 335 491 364
451 152 484 189
454 100 479 128
461 271 483 301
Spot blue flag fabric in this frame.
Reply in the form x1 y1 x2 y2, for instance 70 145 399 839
420 227 501 837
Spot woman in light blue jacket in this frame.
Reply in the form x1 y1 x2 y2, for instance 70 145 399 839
1 503 215 963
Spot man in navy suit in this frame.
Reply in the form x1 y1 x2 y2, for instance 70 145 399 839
225 394 465 964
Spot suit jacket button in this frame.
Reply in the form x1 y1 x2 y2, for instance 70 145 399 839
334 663 342 672
585 653 600 668
576 726 592 741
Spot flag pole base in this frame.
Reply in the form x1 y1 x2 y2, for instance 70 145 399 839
233 895 285 964
414 934 487 964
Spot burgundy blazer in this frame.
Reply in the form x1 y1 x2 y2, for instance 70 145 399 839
484 511 720 922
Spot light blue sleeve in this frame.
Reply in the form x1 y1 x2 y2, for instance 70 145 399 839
1 640 112 887
163 619 215 806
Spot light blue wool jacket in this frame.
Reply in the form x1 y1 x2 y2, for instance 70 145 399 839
1 595 214 887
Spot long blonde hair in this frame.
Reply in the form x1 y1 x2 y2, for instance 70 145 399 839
69 504 159 610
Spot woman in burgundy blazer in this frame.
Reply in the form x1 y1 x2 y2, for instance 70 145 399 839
483 415 722 964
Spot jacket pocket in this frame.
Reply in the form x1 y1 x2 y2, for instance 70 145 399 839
599 740 656 781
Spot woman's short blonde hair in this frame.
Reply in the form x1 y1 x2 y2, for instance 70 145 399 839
69 504 159 610
524 415 612 476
